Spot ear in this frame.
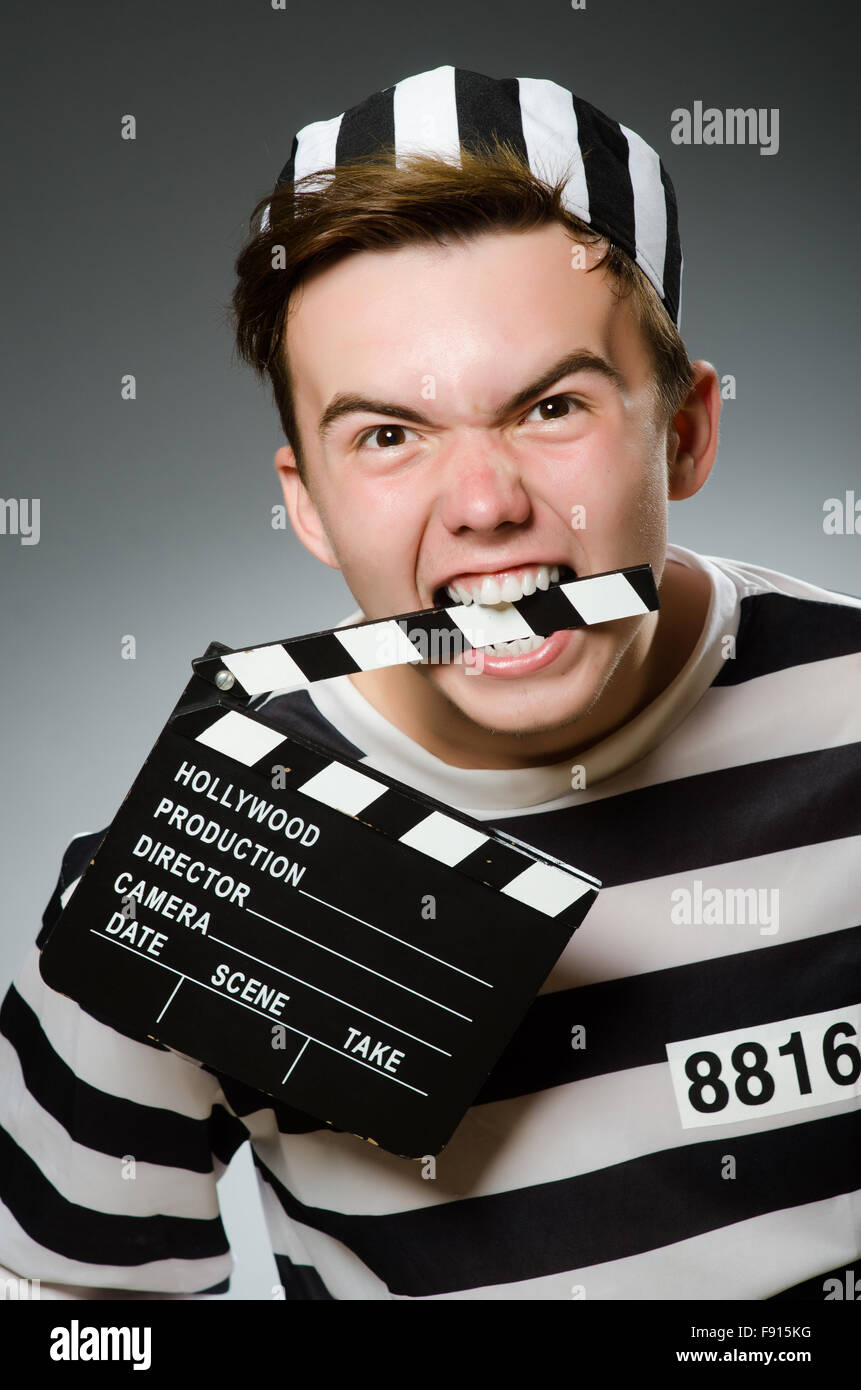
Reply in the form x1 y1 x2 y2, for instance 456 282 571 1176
665 361 721 501
273 444 341 571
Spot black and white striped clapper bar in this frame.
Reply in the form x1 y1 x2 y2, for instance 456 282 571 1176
191 562 659 695
38 566 656 1157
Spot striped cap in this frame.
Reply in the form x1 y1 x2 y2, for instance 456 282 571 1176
260 63 683 328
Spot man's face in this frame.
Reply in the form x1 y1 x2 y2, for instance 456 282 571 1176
278 222 678 740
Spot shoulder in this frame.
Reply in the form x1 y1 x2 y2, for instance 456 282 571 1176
699 552 861 685
37 829 109 949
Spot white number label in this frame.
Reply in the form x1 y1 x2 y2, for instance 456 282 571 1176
666 1004 861 1128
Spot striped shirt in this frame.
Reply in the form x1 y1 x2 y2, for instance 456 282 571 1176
1 541 859 1300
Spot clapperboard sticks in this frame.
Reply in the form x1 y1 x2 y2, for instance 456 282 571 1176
38 561 659 1156
191 562 659 697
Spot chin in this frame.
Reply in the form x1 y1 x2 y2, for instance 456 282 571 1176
466 706 587 741
446 680 593 737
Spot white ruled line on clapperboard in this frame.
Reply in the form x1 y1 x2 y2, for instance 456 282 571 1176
236 913 473 1027
295 887 492 986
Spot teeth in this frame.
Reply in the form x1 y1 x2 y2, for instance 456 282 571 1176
483 633 547 657
498 574 523 603
446 563 561 607
477 575 503 605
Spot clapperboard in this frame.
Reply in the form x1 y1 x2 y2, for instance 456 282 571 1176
39 563 658 1157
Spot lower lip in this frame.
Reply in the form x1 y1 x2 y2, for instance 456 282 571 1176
458 625 576 678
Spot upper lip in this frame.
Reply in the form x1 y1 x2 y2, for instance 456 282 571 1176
428 557 577 603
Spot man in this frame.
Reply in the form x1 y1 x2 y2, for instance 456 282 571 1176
1 65 858 1300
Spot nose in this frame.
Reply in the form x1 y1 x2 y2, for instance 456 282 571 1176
437 442 532 534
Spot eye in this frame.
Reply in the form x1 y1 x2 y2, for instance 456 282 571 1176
522 392 584 423
356 423 421 450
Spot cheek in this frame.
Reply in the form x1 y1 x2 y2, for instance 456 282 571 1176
329 482 425 594
549 437 641 531
624 461 670 558
546 431 666 556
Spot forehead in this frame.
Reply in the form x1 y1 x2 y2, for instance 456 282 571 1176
284 223 649 412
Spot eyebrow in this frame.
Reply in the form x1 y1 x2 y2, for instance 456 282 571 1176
316 349 626 442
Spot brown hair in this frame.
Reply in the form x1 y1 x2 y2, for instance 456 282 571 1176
231 138 695 486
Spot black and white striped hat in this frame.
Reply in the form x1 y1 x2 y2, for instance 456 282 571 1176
260 63 683 328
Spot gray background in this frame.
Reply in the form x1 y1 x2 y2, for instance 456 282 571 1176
2 0 858 1298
